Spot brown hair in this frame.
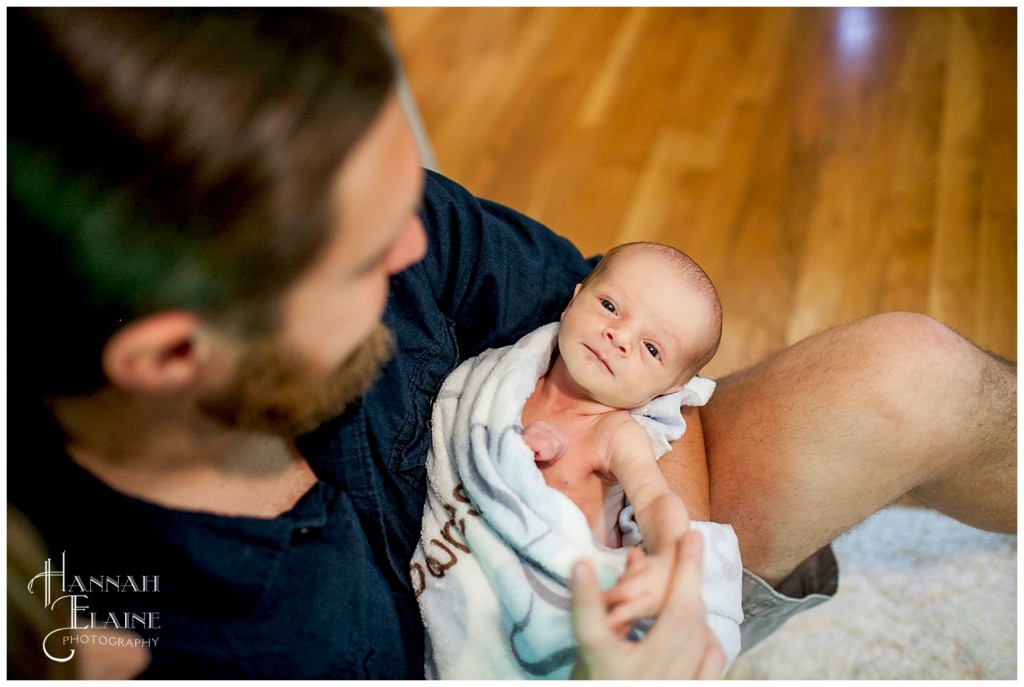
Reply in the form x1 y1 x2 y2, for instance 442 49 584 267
8 8 396 397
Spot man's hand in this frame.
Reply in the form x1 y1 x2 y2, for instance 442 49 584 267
601 546 673 632
569 530 726 679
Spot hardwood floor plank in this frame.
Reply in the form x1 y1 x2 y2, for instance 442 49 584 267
930 9 984 343
384 7 1017 373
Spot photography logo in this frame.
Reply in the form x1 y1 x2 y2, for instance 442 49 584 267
27 552 161 662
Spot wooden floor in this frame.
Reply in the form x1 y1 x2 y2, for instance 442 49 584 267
385 7 1017 377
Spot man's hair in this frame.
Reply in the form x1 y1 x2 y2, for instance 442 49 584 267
8 8 396 398
582 242 723 375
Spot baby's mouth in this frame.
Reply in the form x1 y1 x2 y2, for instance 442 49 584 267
583 343 613 375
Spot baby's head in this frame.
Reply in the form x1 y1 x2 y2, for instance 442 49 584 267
558 242 721 409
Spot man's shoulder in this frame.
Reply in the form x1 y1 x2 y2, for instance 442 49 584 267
420 169 479 226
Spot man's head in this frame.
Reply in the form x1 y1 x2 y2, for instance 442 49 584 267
9 8 426 436
558 242 722 409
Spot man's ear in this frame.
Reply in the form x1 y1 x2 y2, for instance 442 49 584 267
101 312 206 392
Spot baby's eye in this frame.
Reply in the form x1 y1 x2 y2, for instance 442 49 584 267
645 342 660 359
601 299 616 314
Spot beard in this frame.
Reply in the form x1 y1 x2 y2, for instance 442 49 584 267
199 323 394 438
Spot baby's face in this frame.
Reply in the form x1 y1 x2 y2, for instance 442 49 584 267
558 250 716 409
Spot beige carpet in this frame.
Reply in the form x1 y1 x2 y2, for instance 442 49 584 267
726 507 1017 680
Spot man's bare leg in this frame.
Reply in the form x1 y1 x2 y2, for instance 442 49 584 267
702 312 1016 586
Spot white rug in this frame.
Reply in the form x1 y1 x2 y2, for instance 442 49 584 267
726 506 1017 680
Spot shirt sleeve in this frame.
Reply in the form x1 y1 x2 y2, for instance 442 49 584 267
416 170 597 358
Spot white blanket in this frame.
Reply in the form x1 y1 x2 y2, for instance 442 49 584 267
410 322 743 679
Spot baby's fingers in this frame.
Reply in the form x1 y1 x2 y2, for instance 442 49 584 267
601 580 629 607
605 598 656 630
624 546 646 567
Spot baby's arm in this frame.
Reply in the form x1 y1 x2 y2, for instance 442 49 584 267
603 419 691 628
609 419 690 553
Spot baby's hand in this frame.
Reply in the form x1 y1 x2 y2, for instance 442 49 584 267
521 420 570 463
603 547 676 633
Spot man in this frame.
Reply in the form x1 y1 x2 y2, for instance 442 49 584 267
9 8 722 678
8 7 1014 679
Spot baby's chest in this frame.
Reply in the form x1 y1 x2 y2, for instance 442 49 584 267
537 425 616 506
537 435 625 546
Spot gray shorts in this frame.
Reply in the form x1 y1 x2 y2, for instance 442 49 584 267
739 545 839 653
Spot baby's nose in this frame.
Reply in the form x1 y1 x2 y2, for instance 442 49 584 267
605 327 631 354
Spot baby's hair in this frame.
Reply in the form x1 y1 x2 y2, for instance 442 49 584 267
582 242 722 375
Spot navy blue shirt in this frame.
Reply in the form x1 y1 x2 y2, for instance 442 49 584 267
15 171 594 678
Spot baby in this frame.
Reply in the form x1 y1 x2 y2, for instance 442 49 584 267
412 241 737 679
521 241 722 629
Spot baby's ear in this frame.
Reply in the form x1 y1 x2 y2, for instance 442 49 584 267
666 371 697 395
561 283 583 317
